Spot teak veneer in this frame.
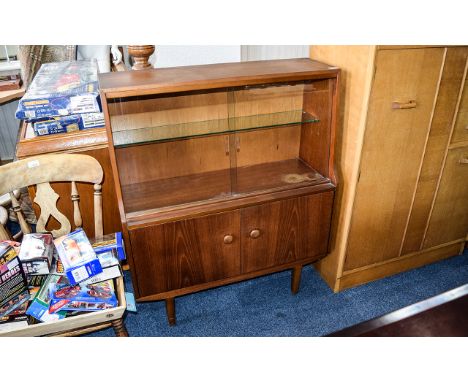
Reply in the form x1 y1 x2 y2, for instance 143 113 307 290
99 59 340 325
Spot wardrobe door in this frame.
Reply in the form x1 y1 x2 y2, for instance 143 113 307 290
423 147 468 248
344 48 445 271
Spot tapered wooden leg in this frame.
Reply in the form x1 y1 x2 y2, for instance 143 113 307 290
291 265 302 295
111 319 129 337
166 298 176 326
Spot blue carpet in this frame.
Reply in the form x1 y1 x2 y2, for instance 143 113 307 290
87 249 468 336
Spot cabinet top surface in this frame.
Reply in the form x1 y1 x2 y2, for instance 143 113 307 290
98 58 339 98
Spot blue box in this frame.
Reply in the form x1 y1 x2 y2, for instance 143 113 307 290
48 280 118 313
32 113 105 136
90 232 126 261
26 274 67 322
53 229 103 285
16 60 101 120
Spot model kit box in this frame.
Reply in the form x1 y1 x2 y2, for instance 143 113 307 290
26 274 67 322
90 232 126 261
82 248 122 284
15 60 101 120
18 233 54 275
0 244 30 318
54 229 103 285
48 280 117 313
32 112 105 136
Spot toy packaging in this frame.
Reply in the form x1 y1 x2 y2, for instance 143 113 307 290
18 233 54 275
54 229 103 285
32 112 105 136
26 274 67 322
0 313 29 332
15 60 101 120
48 280 117 313
0 244 30 318
90 232 126 261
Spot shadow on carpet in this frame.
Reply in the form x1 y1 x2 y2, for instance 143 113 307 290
86 250 468 337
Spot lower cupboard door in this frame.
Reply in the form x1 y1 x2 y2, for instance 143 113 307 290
128 210 241 297
241 191 334 274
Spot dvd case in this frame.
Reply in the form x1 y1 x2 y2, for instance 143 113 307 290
49 280 118 313
0 244 30 318
53 229 103 285
18 233 54 275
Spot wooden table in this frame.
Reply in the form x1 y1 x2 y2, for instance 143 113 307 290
329 284 468 336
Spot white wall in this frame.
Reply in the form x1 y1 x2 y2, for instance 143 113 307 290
149 45 241 68
241 45 309 61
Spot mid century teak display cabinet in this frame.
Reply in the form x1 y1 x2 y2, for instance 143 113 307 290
99 59 340 325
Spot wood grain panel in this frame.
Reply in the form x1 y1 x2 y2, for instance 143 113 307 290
128 210 241 296
310 45 377 290
344 48 445 271
121 158 325 214
235 125 301 167
401 47 468 254
299 79 333 178
230 84 304 130
451 67 468 144
423 147 468 248
241 192 333 273
114 134 231 186
339 241 463 291
99 58 339 98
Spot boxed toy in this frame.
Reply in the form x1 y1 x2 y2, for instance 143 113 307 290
82 250 122 285
90 232 126 261
26 274 67 322
0 244 30 318
32 112 105 136
18 233 54 275
54 229 103 285
48 280 117 313
15 60 101 120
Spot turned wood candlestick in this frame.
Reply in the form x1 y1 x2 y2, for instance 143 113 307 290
127 45 155 70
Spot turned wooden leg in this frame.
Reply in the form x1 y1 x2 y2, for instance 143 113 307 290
112 319 129 337
166 298 176 326
291 265 302 295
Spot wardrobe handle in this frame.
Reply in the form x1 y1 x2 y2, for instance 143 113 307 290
249 229 261 239
223 234 234 244
392 100 417 109
459 157 468 164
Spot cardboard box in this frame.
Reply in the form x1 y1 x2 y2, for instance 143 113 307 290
15 60 101 120
54 229 103 285
18 233 54 275
32 112 105 136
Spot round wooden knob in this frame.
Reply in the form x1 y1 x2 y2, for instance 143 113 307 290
250 229 260 239
223 234 234 244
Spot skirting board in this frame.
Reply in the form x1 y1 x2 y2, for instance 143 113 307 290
316 240 465 292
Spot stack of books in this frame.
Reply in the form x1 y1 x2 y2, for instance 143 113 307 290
0 229 126 332
15 60 105 136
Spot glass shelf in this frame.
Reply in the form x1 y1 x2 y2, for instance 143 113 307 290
111 110 319 147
